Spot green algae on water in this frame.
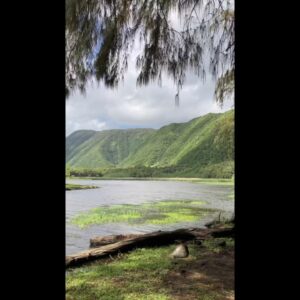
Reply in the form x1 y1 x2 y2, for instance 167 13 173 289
71 199 213 228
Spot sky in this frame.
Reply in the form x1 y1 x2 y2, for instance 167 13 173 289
66 8 234 137
66 73 233 136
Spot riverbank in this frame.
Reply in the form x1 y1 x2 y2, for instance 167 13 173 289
66 231 234 300
66 179 234 256
66 183 98 191
66 177 234 186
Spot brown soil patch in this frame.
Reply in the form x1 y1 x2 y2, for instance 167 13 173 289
164 247 234 300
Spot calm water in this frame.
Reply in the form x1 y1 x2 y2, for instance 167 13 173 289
66 179 234 255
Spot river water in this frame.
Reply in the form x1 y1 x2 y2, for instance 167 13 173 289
66 179 234 255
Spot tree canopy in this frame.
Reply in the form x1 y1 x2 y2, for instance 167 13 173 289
66 0 234 105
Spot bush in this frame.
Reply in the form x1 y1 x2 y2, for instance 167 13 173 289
69 168 103 177
197 161 234 178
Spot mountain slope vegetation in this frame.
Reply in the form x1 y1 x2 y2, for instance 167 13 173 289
66 110 234 178
66 128 155 168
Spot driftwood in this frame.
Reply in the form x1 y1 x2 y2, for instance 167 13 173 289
90 234 143 247
66 225 234 268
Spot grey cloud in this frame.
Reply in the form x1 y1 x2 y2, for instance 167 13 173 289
66 72 233 136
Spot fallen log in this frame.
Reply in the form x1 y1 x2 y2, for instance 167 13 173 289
212 227 234 238
66 225 234 268
90 233 143 248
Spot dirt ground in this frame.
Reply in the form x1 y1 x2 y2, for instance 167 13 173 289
164 244 234 300
66 234 234 300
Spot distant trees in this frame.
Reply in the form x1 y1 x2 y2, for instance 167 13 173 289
130 166 154 177
69 168 103 177
197 161 234 178
126 165 188 177
66 163 233 178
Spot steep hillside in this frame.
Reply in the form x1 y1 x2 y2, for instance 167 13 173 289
66 128 155 168
66 110 234 177
120 112 226 167
66 130 97 162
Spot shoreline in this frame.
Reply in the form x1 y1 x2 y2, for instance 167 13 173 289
66 224 234 299
66 177 234 186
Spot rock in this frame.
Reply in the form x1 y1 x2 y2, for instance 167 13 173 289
170 243 189 258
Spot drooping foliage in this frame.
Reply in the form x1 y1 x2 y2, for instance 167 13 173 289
66 0 234 105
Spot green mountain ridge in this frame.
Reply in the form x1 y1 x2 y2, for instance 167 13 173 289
66 128 156 168
66 110 234 178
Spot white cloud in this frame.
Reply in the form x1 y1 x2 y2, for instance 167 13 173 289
66 119 107 134
66 74 233 136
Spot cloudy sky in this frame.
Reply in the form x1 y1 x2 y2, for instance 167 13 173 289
66 68 233 136
66 11 234 137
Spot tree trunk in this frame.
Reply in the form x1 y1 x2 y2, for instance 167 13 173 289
66 225 234 268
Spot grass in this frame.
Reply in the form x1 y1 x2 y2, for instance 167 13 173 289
66 177 234 186
202 237 235 253
66 184 98 191
71 200 213 229
66 236 234 300
66 246 173 300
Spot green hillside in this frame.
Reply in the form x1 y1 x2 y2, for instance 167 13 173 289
66 130 96 162
66 128 155 168
66 110 234 178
